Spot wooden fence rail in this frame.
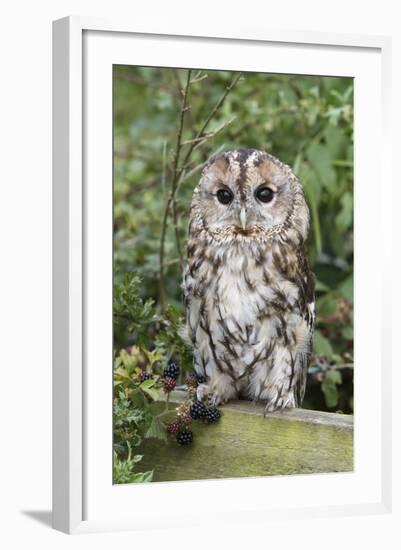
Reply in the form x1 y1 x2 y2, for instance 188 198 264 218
137 390 354 482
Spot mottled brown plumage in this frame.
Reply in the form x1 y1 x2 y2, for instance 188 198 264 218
183 149 315 411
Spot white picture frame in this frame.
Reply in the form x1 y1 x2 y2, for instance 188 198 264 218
52 16 392 534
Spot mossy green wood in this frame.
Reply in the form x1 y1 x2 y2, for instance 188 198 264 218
138 396 353 482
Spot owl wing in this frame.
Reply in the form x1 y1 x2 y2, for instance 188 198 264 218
295 244 316 342
181 264 193 344
181 243 200 348
285 245 315 405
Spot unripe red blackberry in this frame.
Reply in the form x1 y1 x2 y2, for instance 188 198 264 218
176 428 193 445
166 419 180 434
181 412 192 425
163 376 176 393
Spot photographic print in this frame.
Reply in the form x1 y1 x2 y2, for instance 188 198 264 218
113 66 354 484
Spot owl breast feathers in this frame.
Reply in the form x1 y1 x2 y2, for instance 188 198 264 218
183 148 315 412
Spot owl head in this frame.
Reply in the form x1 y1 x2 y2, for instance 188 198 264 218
190 149 309 243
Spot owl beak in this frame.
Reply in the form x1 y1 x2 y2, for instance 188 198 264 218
240 207 247 230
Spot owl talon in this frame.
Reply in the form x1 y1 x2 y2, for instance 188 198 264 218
264 402 282 414
263 394 297 414
196 383 209 402
264 401 275 415
196 384 224 407
209 392 222 407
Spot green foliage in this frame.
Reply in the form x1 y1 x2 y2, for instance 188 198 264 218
113 273 194 481
113 271 159 349
113 66 354 416
113 442 153 484
114 271 192 371
321 370 343 409
113 337 166 483
155 305 193 373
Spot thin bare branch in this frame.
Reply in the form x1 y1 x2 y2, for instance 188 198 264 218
177 72 242 183
171 70 192 265
191 117 236 151
158 70 192 312
190 73 208 85
180 144 227 184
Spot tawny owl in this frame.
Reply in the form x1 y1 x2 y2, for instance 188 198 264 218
183 148 315 412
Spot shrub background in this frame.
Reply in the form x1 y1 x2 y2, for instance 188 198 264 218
113 66 354 413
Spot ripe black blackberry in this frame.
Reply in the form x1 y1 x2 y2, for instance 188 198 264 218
189 400 207 420
176 428 193 445
163 376 176 393
139 371 152 382
163 360 180 380
205 407 221 423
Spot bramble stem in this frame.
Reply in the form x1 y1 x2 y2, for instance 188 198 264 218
158 70 192 311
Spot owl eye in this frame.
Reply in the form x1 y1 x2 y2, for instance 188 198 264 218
216 188 234 205
255 186 274 203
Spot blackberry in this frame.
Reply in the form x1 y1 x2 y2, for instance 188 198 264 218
139 371 152 382
163 360 180 380
189 400 207 420
180 412 192 425
186 371 206 387
166 419 180 434
176 428 193 445
205 407 221 423
186 372 198 388
163 376 176 393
